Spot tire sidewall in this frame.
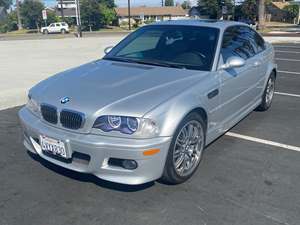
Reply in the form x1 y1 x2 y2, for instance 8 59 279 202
162 112 206 184
261 73 276 110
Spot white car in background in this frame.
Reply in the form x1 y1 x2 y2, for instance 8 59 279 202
41 22 69 34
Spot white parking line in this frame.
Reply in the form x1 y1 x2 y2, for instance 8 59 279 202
275 91 300 98
275 50 300 54
274 45 300 49
276 58 300 62
226 132 300 152
278 70 300 75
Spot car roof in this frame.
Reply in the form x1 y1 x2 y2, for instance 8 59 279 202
151 19 247 31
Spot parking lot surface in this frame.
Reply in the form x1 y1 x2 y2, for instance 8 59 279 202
1 43 300 225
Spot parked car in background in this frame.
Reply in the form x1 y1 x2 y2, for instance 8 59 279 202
19 20 276 185
41 22 69 34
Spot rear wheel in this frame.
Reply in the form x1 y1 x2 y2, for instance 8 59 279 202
61 29 66 34
161 112 206 184
256 72 276 111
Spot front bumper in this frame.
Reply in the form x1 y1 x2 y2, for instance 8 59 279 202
19 107 172 185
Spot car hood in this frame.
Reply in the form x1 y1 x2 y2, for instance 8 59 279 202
31 60 209 130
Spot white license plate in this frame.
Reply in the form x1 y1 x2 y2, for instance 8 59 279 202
40 135 67 158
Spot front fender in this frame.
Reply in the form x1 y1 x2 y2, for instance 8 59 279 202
143 79 217 138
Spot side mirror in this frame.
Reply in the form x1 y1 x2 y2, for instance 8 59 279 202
104 46 113 55
220 56 246 70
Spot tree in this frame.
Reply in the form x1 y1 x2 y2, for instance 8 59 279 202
80 0 116 30
80 0 101 30
199 0 233 19
99 4 116 26
165 0 174 6
20 0 44 30
283 5 299 22
98 0 115 8
0 10 18 33
234 0 257 20
199 0 219 18
181 0 191 9
0 0 12 10
46 10 59 24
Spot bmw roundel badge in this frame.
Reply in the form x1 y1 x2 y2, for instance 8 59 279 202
60 97 70 104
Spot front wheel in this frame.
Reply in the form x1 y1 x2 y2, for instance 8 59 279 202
161 112 206 184
43 29 49 35
256 72 276 111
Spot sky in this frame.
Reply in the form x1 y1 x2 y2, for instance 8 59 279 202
42 0 198 7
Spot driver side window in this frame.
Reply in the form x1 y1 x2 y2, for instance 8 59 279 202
221 26 255 62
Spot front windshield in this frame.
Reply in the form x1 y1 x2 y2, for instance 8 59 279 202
104 25 220 71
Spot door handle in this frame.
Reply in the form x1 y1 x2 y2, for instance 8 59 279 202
207 89 219 99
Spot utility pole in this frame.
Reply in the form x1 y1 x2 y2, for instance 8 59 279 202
16 0 22 30
258 0 265 30
75 0 82 37
60 0 65 21
128 0 131 30
161 0 164 7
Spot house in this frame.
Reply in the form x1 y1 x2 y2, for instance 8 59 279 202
115 6 187 25
0 7 7 22
266 1 290 22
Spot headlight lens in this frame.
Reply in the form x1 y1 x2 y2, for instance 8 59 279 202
26 95 40 115
93 115 159 137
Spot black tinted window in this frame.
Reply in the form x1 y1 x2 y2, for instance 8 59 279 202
105 25 220 71
221 26 256 61
252 30 265 53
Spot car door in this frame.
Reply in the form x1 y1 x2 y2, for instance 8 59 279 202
249 28 269 97
55 23 61 33
48 24 55 33
218 25 259 130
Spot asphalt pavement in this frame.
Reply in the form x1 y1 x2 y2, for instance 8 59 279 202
0 43 300 225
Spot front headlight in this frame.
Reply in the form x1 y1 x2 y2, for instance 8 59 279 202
26 94 40 115
93 115 159 138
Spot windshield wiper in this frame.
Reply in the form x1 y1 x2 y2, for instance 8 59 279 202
104 57 186 69
104 57 138 64
134 59 186 69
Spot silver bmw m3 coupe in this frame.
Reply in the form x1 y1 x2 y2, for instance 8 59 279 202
19 20 277 185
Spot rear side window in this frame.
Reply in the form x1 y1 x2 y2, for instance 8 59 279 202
221 26 256 61
251 30 265 53
61 23 66 26
56 23 60 27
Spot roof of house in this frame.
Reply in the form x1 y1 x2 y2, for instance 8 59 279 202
271 1 290 9
115 6 187 17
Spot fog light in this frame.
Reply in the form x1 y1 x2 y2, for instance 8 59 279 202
122 159 138 170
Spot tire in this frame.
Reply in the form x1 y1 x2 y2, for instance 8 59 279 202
43 29 48 35
161 112 206 184
256 72 276 111
61 29 66 34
